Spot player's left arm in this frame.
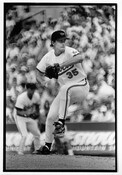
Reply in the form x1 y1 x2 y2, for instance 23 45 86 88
60 53 84 69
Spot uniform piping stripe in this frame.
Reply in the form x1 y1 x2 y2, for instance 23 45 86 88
63 80 87 119
73 53 80 57
36 68 45 74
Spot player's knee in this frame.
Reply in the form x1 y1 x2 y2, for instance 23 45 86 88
60 85 69 99
60 85 68 92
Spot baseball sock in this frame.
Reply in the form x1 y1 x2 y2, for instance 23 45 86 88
45 142 52 150
59 119 65 126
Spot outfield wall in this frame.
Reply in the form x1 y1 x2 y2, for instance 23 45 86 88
5 122 115 155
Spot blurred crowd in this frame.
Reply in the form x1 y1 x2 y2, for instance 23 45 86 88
6 5 115 124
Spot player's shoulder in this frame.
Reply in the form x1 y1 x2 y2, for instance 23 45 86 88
17 91 27 100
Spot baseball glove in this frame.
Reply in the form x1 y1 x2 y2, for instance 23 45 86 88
45 63 60 79
28 104 39 120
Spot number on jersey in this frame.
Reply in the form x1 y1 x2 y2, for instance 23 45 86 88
66 68 79 79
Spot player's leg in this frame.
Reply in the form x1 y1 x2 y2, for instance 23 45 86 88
14 116 28 155
37 95 60 154
45 94 60 142
54 79 89 136
27 119 41 151
59 80 89 119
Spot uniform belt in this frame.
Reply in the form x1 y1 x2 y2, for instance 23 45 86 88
18 114 28 118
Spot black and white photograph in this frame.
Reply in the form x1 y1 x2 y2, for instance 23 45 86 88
2 2 118 173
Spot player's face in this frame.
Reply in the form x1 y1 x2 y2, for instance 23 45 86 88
27 88 35 99
54 38 66 55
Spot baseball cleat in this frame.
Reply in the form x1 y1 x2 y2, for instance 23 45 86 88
35 145 51 155
53 121 65 138
32 150 39 154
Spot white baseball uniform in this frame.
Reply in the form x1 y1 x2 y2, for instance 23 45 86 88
36 46 89 143
15 91 41 153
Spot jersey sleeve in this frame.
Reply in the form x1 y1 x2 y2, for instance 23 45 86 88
68 47 80 58
36 54 48 73
15 95 24 109
34 92 40 105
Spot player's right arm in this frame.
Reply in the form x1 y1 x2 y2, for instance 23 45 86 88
36 69 46 87
15 94 32 117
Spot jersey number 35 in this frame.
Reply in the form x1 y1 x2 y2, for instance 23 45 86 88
66 68 79 79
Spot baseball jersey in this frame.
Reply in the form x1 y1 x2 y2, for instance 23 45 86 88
15 91 40 111
36 46 86 86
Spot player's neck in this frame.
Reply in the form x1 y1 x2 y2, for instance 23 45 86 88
27 92 33 100
54 50 64 57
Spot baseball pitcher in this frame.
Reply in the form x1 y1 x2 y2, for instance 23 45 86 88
36 30 89 154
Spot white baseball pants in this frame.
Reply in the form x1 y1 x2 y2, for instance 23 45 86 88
14 110 40 153
45 79 89 143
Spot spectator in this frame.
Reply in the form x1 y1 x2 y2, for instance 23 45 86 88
17 66 28 85
6 77 19 122
28 38 41 58
8 63 18 86
7 43 19 60
26 58 37 83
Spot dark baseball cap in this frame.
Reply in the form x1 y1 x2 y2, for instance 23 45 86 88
50 30 69 46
